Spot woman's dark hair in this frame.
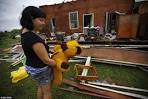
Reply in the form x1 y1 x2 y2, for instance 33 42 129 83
20 6 46 30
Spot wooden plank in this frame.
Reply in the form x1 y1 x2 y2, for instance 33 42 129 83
88 81 148 93
76 75 98 80
63 79 133 99
81 56 91 83
68 60 84 62
59 87 110 99
75 64 98 81
81 83 148 99
0 58 16 61
116 14 139 39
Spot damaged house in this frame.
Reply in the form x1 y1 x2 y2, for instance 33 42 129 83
40 0 148 40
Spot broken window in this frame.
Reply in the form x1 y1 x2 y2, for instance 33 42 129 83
49 18 56 33
69 11 79 29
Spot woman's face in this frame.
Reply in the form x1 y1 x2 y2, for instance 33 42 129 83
33 18 45 32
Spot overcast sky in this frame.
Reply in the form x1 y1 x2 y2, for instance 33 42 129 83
0 0 72 31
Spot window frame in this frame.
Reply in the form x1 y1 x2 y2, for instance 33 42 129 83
69 11 79 30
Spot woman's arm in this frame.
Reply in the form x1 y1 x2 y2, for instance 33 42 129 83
32 42 56 66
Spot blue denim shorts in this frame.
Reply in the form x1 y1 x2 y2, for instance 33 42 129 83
29 67 53 85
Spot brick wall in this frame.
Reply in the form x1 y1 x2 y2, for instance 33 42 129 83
40 0 134 36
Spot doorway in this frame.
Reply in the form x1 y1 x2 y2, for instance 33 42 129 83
83 13 94 27
83 13 94 33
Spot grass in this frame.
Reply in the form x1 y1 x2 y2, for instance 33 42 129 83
0 62 36 98
0 62 98 99
0 35 148 99
0 61 148 99
94 62 148 89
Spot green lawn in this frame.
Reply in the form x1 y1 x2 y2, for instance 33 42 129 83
0 61 148 99
0 35 148 99
0 62 98 99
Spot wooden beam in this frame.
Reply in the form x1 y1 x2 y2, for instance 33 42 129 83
0 58 16 61
63 79 132 99
81 56 91 83
75 64 98 81
82 56 91 75
68 60 84 62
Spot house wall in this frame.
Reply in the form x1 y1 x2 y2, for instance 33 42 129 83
40 0 134 36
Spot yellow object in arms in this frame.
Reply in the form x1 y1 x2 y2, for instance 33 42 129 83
10 66 29 83
52 40 82 85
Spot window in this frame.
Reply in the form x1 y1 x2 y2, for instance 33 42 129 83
69 11 79 29
49 18 56 33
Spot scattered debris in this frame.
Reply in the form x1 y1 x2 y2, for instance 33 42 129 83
56 32 65 41
75 64 98 81
82 57 91 72
15 35 20 38
88 81 148 93
63 56 148 98
64 33 85 42
74 56 98 82
81 83 148 99
74 56 148 73
79 47 148 67
63 79 132 99
104 33 116 41
81 56 91 82
11 44 23 54
84 26 100 41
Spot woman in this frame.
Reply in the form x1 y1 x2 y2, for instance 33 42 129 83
20 6 56 99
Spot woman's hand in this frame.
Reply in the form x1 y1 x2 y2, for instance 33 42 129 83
49 59 56 67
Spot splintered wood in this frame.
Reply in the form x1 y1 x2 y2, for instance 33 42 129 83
63 79 132 99
75 56 98 81
75 64 98 81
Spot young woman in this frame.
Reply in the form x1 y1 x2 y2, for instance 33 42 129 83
20 6 56 99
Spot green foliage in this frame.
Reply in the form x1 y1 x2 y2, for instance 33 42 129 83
9 29 21 39
0 29 21 49
0 29 21 40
